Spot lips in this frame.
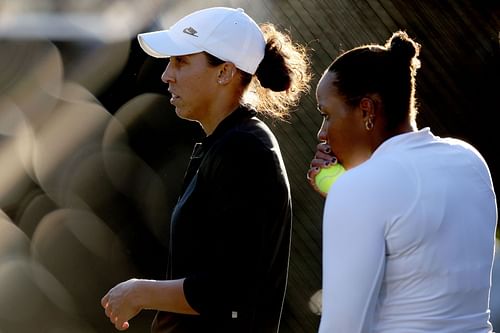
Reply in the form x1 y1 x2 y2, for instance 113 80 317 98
168 90 179 104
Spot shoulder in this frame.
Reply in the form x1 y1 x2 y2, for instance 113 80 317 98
325 155 419 229
213 117 277 156
334 153 416 197
416 128 486 164
440 136 487 163
199 120 279 178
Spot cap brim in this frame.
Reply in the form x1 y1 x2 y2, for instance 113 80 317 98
137 30 201 58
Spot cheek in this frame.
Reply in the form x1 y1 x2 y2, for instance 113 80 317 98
318 118 341 146
326 119 340 139
325 119 352 156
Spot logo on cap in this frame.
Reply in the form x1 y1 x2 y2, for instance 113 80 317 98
182 27 198 37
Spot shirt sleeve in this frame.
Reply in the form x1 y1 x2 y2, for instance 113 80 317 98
318 175 387 333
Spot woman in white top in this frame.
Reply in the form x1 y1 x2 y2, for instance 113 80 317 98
308 30 497 332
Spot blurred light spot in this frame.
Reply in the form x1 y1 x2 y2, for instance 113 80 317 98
0 259 51 321
0 212 30 260
0 0 166 41
0 99 36 209
309 289 322 315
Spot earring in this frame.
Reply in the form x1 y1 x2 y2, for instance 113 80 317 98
365 117 374 131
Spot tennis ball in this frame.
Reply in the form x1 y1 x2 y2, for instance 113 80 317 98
314 163 345 194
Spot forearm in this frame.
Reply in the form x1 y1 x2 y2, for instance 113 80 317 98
319 190 386 332
101 278 199 330
135 278 199 315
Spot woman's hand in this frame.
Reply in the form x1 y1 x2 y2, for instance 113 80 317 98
101 279 143 331
307 142 338 197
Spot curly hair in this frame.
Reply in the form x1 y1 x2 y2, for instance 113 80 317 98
206 23 312 120
246 23 312 120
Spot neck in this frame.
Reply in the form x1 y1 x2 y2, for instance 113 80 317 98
200 97 241 135
347 120 416 170
199 73 247 135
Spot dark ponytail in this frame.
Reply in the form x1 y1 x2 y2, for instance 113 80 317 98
255 37 292 92
241 23 311 120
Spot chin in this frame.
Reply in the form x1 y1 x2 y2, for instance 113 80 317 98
174 108 189 120
175 108 198 124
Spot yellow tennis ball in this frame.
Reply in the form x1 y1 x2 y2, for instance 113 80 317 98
315 163 346 194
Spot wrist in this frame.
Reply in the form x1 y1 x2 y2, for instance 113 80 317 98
132 278 154 310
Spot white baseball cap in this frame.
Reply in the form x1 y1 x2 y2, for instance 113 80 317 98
137 7 266 75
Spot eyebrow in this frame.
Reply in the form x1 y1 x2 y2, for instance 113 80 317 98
172 55 188 61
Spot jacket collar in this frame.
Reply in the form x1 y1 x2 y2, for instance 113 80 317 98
202 104 257 145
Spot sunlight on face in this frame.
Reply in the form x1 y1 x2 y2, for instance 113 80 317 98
315 71 359 165
162 53 220 124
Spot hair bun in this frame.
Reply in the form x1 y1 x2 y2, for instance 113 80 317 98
255 37 292 92
386 31 421 64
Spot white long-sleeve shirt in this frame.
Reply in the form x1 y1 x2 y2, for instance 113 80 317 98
319 128 497 333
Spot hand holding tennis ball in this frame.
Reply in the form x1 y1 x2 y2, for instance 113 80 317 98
314 163 346 194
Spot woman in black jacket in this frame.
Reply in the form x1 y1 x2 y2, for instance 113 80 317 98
102 6 311 333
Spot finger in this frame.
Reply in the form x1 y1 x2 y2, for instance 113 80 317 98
307 167 320 180
314 150 336 162
115 318 129 331
311 181 327 198
105 305 113 318
121 321 130 331
317 142 331 154
307 167 328 198
101 295 109 308
310 158 327 169
322 159 336 168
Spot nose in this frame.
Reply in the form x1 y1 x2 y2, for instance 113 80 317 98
317 119 328 142
161 61 175 84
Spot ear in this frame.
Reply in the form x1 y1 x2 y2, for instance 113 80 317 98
216 62 237 85
359 97 375 122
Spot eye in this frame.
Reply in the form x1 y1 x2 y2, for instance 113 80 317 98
171 56 186 66
319 110 329 120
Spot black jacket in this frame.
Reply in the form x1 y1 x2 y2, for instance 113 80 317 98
152 106 292 333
